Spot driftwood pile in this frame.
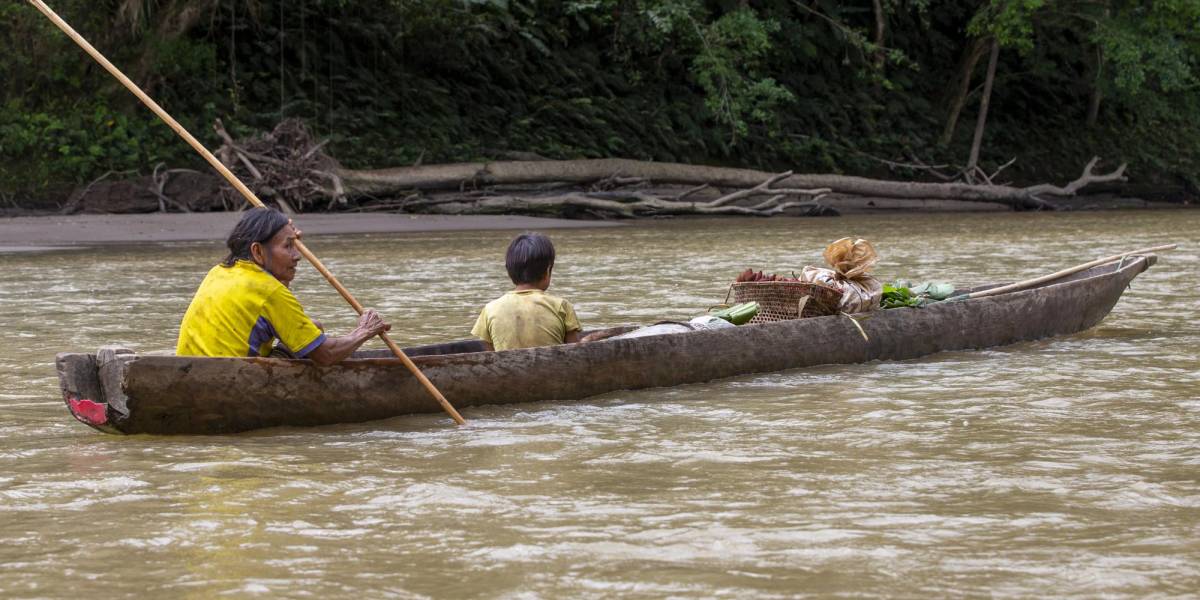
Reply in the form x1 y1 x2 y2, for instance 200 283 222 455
214 119 346 213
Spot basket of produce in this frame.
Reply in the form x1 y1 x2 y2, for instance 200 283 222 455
727 270 843 323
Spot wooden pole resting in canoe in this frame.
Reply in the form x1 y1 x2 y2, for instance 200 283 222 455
27 0 466 425
964 244 1177 299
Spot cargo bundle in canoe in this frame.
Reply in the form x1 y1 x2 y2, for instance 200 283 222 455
55 256 1156 435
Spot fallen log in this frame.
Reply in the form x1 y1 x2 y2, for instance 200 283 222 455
336 157 1126 211
397 170 833 218
402 191 831 218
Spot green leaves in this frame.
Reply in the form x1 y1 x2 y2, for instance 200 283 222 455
881 281 956 309
881 283 923 309
692 9 795 143
1094 4 1200 113
969 1 1046 49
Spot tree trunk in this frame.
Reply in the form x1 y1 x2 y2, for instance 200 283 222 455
1085 11 1110 128
872 0 887 70
939 37 989 146
1087 87 1103 128
1087 46 1104 127
965 38 1000 181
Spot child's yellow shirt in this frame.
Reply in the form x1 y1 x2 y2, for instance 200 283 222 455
176 260 325 358
471 290 581 351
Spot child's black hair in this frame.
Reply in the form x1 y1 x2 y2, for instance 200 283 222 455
505 232 556 284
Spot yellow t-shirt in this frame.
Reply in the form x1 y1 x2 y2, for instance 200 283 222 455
471 290 581 351
176 260 326 358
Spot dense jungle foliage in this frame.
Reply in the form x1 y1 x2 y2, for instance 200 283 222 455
2 0 1198 207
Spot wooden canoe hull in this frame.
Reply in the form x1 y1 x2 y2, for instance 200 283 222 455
56 256 1155 435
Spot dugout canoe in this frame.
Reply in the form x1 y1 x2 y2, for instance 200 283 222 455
56 255 1157 435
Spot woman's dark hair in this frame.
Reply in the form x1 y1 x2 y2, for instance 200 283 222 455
505 232 555 284
221 207 290 267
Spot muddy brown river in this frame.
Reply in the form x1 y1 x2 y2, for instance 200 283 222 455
1 212 1197 597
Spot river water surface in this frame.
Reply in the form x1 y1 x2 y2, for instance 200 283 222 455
1 212 1197 598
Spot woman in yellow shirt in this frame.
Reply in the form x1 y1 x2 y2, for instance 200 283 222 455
176 208 389 364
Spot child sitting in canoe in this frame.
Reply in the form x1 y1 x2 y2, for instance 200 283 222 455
472 232 582 351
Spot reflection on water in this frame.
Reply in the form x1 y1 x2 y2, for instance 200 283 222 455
1 211 1198 597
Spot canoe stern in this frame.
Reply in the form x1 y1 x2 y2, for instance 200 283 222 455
55 347 135 434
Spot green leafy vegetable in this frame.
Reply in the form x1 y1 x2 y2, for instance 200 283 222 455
880 281 956 309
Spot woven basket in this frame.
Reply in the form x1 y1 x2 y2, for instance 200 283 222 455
728 281 844 323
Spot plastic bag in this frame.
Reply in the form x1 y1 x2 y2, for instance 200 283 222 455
610 322 694 340
689 315 736 330
799 237 883 313
609 315 735 341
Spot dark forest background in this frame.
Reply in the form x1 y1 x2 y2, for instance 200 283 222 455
2 0 1198 208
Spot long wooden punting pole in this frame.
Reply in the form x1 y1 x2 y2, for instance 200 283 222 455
29 0 466 425
965 243 1177 300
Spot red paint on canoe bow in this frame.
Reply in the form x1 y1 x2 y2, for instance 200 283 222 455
66 394 108 426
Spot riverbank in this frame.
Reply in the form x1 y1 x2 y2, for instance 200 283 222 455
0 213 621 252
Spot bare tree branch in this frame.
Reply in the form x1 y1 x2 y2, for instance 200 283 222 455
1024 156 1127 196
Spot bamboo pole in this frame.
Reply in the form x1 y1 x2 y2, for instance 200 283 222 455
965 244 1177 300
28 0 466 425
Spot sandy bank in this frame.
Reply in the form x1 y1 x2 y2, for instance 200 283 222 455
0 213 619 251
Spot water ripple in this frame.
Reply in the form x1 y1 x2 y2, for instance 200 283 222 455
1 212 1198 597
